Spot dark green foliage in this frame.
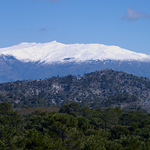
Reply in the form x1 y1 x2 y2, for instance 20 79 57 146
0 102 13 115
103 93 139 107
1 102 150 149
24 129 54 149
59 102 80 116
0 102 24 149
109 126 130 140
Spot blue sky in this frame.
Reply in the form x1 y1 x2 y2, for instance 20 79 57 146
1 0 150 54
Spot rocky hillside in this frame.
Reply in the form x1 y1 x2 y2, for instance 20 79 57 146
0 69 150 112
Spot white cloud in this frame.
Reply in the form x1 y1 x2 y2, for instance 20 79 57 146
122 7 150 21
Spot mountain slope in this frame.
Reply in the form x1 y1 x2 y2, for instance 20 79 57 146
1 55 150 83
0 69 150 112
0 41 150 83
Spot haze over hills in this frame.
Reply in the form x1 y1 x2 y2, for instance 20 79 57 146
0 41 150 83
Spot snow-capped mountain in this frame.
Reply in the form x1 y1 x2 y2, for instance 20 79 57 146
0 41 150 63
0 41 150 83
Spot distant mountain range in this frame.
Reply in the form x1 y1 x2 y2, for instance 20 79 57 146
0 41 150 83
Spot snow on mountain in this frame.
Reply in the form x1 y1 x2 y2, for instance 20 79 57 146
0 41 150 64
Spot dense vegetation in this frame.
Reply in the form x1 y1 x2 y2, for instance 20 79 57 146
1 102 150 149
0 69 150 112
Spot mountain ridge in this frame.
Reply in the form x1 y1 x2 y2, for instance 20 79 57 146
0 69 150 112
1 41 150 83
0 41 150 64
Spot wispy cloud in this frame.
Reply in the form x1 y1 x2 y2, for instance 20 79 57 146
33 0 61 2
39 27 55 31
40 27 48 31
121 7 150 21
49 0 60 1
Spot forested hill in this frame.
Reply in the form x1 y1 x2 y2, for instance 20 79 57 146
0 69 150 112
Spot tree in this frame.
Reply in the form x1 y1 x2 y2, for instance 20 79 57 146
59 102 80 116
102 107 123 131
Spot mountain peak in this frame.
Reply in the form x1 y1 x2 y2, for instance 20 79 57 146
0 41 150 64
